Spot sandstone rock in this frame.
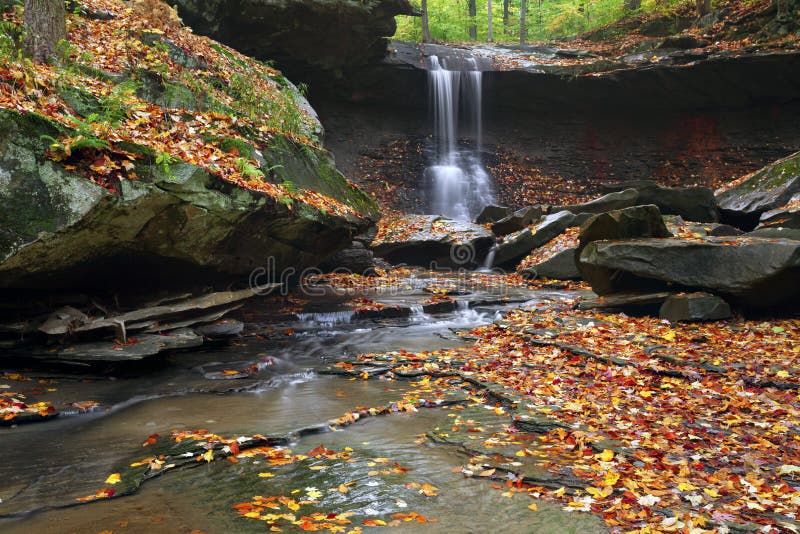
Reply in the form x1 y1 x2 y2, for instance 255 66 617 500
475 205 512 225
491 205 544 236
493 211 575 269
599 180 718 222
520 247 580 280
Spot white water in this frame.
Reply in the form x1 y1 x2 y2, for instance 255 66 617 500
426 56 495 221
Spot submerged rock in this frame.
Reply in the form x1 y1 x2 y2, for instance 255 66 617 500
579 236 800 307
659 292 732 322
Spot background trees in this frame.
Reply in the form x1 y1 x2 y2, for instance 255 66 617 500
396 0 694 43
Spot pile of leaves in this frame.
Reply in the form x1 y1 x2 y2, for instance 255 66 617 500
345 302 800 532
0 0 361 217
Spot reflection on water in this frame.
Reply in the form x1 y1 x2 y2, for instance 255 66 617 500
0 304 606 533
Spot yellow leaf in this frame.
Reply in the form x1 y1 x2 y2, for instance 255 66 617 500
703 488 720 498
203 449 213 463
603 470 620 487
597 449 614 462
104 473 121 485
776 370 790 379
527 503 538 511
554 487 566 498
662 331 676 342
258 472 275 478
677 482 697 491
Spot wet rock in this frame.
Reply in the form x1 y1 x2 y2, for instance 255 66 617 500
705 224 744 236
599 181 718 222
370 215 493 268
493 211 575 269
579 236 800 307
475 204 512 224
51 328 204 362
659 292 732 322
320 241 378 275
520 248 581 280
195 319 244 337
716 151 800 228
38 306 89 335
490 205 544 236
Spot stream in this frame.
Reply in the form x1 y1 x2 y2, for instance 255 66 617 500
0 286 606 533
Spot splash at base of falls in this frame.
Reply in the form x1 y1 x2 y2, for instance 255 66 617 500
426 55 495 221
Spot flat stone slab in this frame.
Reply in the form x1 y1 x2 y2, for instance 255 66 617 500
50 328 204 362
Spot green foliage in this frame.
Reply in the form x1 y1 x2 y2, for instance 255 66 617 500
155 151 179 180
281 179 299 195
234 157 265 180
102 80 141 124
396 0 689 43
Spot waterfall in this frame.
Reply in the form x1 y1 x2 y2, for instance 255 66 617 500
426 56 495 221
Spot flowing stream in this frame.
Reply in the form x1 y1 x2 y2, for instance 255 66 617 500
0 286 604 533
426 56 495 221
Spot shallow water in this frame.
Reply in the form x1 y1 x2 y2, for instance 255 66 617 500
0 298 606 533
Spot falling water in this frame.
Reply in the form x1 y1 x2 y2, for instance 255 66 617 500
426 56 495 221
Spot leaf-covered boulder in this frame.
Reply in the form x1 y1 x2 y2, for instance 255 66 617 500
579 237 800 307
0 109 373 290
716 151 800 228
492 211 576 269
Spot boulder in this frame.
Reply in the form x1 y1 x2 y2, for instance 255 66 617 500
521 248 580 280
657 35 710 50
475 205 512 225
172 0 414 75
0 109 375 290
491 205 544 236
551 189 640 215
493 211 575 269
579 291 675 311
716 151 800 228
599 181 718 222
757 194 800 229
659 292 732 322
579 237 800 307
370 215 494 268
320 241 378 275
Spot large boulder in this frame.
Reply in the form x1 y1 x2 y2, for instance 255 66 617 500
579 237 800 307
550 189 640 216
492 211 575 269
578 204 672 249
0 110 375 290
370 215 494 268
599 181 718 222
173 0 414 75
716 151 800 228
320 241 378 275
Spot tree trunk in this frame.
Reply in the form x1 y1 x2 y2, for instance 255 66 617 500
624 0 641 10
468 0 477 40
421 0 431 42
487 0 493 41
23 0 66 63
696 0 712 16
519 0 526 43
503 0 509 31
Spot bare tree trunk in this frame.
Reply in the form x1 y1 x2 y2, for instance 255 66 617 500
421 0 431 42
468 0 477 40
519 0 526 43
23 0 66 63
487 0 493 41
696 0 712 16
503 0 509 32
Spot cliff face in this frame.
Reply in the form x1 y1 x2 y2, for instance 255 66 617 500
172 0 414 76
